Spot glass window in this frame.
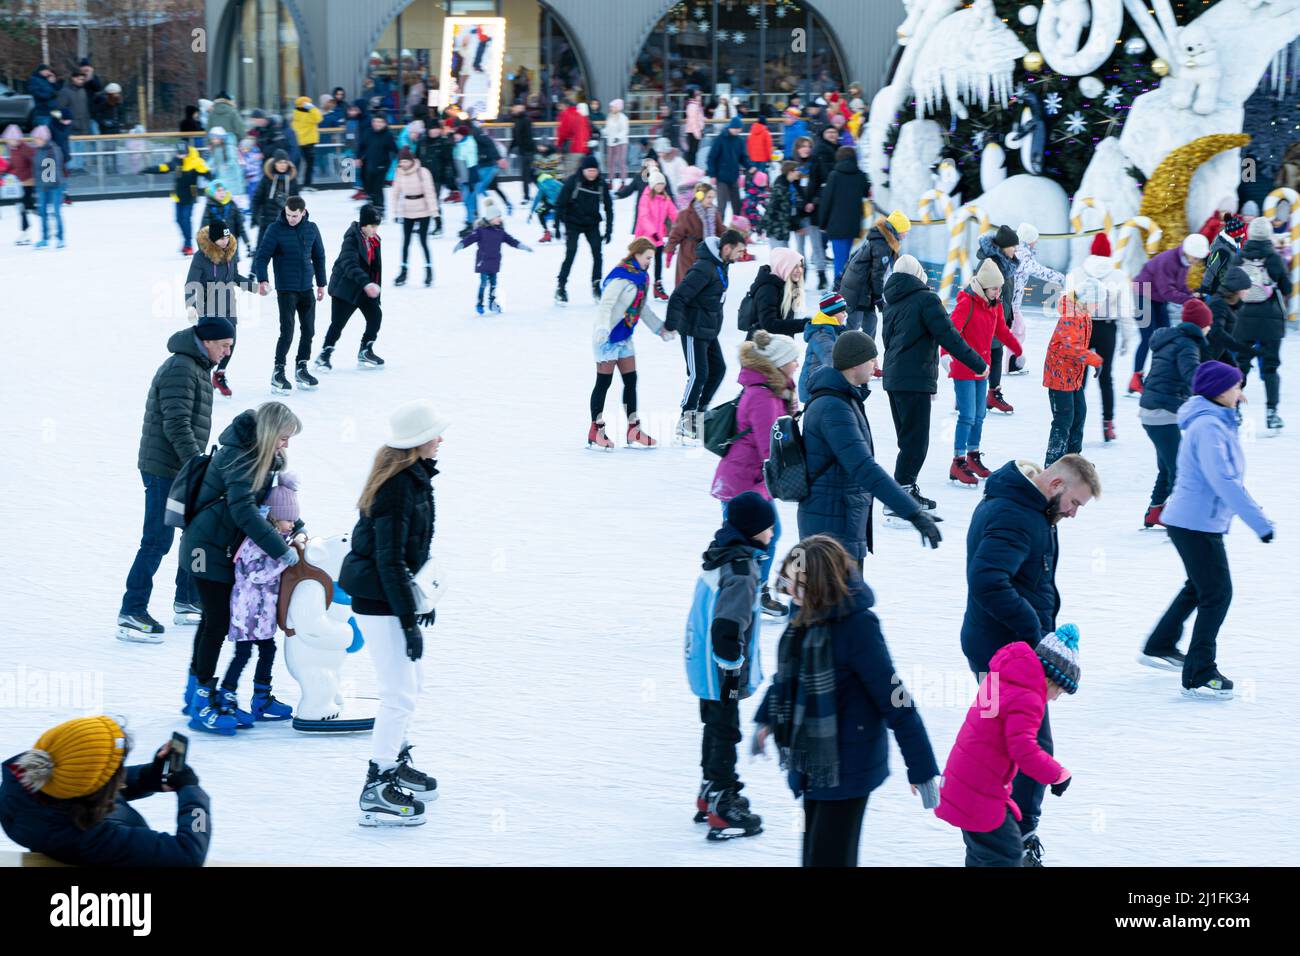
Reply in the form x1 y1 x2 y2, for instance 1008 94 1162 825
231 0 304 112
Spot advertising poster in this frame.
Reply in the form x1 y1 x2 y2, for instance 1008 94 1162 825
438 16 507 120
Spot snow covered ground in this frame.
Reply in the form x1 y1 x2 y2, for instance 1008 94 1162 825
0 188 1296 866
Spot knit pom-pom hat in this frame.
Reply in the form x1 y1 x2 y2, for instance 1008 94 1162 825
15 716 128 798
1037 624 1081 694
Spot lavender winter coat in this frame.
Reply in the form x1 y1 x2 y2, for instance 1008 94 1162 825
458 223 523 275
1160 396 1273 537
1134 247 1193 305
228 532 293 642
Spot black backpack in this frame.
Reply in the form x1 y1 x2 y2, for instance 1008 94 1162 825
702 390 752 457
163 445 220 529
763 390 851 502
736 286 758 332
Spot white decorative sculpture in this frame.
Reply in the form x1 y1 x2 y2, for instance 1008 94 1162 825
284 533 375 733
889 119 946 221
912 0 1028 120
980 142 1008 193
1168 22 1222 115
1038 0 1124 75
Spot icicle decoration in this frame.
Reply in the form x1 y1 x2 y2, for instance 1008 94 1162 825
911 0 1028 121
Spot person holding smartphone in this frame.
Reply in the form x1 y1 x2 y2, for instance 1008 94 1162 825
0 717 210 866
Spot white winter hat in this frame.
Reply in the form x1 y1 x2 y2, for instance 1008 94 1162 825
647 170 666 188
479 197 503 221
1016 222 1040 244
653 136 673 155
753 331 801 369
1248 215 1274 240
198 98 213 111
1182 233 1209 259
387 400 450 449
104 82 122 95
208 126 227 138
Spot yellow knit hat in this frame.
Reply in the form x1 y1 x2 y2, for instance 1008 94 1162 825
887 210 912 235
18 716 128 799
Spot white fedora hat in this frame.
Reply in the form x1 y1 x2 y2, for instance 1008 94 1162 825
387 399 450 449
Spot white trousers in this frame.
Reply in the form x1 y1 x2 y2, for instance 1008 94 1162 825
357 613 424 768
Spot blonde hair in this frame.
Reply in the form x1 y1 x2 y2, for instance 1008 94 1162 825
1049 453 1102 498
242 402 301 493
357 445 421 516
781 268 808 320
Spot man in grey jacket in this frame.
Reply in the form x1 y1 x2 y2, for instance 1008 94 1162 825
118 319 234 642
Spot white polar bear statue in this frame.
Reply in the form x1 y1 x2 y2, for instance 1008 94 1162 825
283 533 375 733
1169 22 1221 116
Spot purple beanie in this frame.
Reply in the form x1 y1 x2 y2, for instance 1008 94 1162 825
1192 360 1243 400
264 472 300 522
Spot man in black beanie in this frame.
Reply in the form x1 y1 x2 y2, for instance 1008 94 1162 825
796 331 942 566
554 153 613 304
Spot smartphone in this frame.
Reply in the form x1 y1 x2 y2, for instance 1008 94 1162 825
167 732 188 776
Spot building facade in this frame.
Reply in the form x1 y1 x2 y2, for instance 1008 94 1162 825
205 0 902 117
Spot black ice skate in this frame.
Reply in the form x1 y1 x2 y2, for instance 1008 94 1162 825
271 364 292 393
1267 408 1284 432
116 613 165 644
394 744 438 803
592 279 602 303
314 346 334 372
1022 833 1045 866
358 761 426 827
760 586 789 618
172 600 202 626
674 410 700 445
554 285 568 305
295 361 319 390
394 265 409 286
358 342 385 369
424 264 434 287
1137 646 1185 671
1182 669 1233 700
705 787 762 841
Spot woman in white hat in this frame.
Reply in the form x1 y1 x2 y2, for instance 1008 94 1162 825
339 399 448 826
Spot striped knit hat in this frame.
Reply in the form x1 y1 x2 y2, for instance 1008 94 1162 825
1037 624 1081 694
819 291 847 317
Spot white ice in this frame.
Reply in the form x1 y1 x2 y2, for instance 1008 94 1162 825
0 188 1296 866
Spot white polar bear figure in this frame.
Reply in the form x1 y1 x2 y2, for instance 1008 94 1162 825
283 533 374 732
1169 22 1222 116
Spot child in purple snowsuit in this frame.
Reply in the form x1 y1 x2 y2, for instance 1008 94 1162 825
451 196 533 313
220 472 302 722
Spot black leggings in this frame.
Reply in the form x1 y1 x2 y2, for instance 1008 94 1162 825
1090 320 1118 422
17 185 35 232
221 639 276 690
401 216 431 265
363 168 387 211
802 796 869 867
654 246 663 282
300 144 315 188
558 224 602 287
685 132 702 166
191 578 234 685
275 289 316 365
590 359 637 421
324 295 382 350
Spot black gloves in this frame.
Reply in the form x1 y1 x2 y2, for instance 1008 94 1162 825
1050 776 1071 798
165 766 200 791
603 229 612 245
403 622 424 661
416 610 437 627
720 670 741 703
908 510 942 549
1261 531 1274 543
136 749 169 793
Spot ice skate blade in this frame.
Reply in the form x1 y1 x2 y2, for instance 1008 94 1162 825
949 480 980 488
706 825 763 842
173 613 201 626
1136 652 1182 672
116 627 164 644
625 440 657 449
295 382 318 391
411 789 439 804
1181 685 1233 701
357 363 384 371
358 810 426 827
586 443 615 452
270 386 291 395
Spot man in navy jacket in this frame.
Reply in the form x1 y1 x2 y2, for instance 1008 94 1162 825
252 195 326 391
961 454 1099 864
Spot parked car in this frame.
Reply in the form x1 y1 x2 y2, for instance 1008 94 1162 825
0 82 35 131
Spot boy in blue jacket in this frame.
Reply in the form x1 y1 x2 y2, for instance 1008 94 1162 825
684 491 774 841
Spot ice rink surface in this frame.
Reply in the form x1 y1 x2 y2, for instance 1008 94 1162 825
1 188 1295 865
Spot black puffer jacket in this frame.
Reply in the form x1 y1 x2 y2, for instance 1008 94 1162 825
250 156 298 232
341 458 437 627
817 154 869 240
746 265 805 339
557 169 613 230
837 221 900 312
1139 322 1208 414
1234 238 1292 342
665 237 730 340
137 329 215 480
252 207 326 291
180 410 292 584
881 273 986 394
328 221 382 304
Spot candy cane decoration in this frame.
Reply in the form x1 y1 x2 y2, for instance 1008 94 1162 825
1263 187 1300 322
938 203 992 307
1112 216 1164 273
916 188 955 225
1070 197 1114 248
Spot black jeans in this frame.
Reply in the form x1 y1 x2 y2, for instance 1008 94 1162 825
363 167 387 211
699 698 741 789
1009 702 1052 837
517 152 534 199
1238 337 1282 408
324 295 382 350
1146 527 1232 687
191 578 234 685
400 215 431 265
888 390 932 487
275 289 316 365
300 143 315 188
963 808 1023 866
1142 422 1181 507
685 132 702 166
221 639 276 690
1090 319 1118 422
716 179 740 223
680 334 726 413
558 224 603 287
803 796 869 867
1045 388 1086 466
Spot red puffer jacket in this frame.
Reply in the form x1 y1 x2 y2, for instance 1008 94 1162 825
941 289 1022 381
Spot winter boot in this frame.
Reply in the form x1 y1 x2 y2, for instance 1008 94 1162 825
986 387 1014 414
1143 504 1164 529
1267 407 1284 431
394 265 409 286
1137 646 1185 671
1127 371 1144 396
1103 419 1116 442
694 780 712 824
182 672 198 715
817 269 828 291
587 420 615 451
394 743 438 802
212 370 232 398
554 284 568 305
1022 833 1045 867
949 456 979 487
626 415 656 448
271 364 292 393
706 786 763 841
653 280 668 301
965 450 992 478
314 346 334 372
424 264 433 287
173 600 202 626
760 586 789 618
250 680 293 721
350 189 368 201
1182 669 1234 700
592 279 602 303
188 680 238 736
295 360 319 390
358 342 385 368
539 229 553 244
117 612 165 644
358 761 426 826
217 687 255 728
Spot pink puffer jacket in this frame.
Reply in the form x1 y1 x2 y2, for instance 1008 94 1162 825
634 189 678 246
711 357 797 502
392 162 438 220
934 641 1065 832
